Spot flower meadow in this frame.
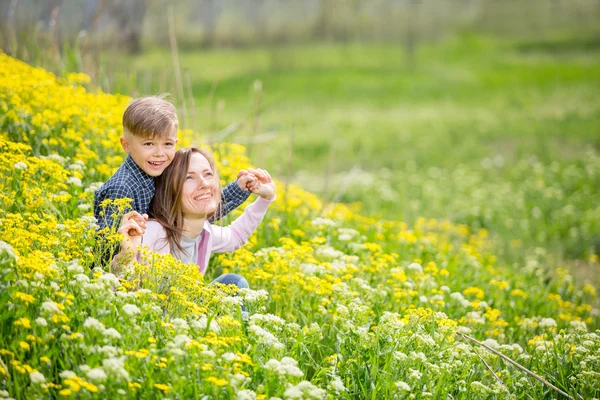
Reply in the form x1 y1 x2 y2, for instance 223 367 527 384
1 53 599 399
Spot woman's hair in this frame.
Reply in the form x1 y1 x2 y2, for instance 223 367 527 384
149 147 222 254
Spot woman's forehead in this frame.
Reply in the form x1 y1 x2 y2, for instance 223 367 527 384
188 153 211 171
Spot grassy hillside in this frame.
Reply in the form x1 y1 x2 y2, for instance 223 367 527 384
0 53 599 399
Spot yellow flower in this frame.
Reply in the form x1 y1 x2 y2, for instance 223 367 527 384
154 383 171 393
205 376 228 387
19 341 30 351
13 292 36 304
14 317 31 328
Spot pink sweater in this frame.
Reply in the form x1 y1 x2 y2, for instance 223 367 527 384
141 197 273 274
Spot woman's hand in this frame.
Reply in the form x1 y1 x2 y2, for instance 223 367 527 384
245 168 276 201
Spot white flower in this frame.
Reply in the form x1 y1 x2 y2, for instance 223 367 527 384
395 381 410 392
59 370 76 379
102 357 129 381
248 325 285 350
237 389 257 400
103 328 121 341
311 217 337 227
87 368 107 382
316 245 345 260
482 339 500 350
328 375 347 393
99 273 120 289
264 357 304 378
78 203 91 211
67 177 82 187
122 304 141 317
0 241 17 261
171 318 189 331
71 274 90 285
14 161 27 170
41 301 61 314
406 263 423 273
239 288 269 303
569 320 587 333
83 317 105 333
283 381 326 399
35 317 48 327
29 371 46 384
222 352 238 362
190 316 220 333
539 318 557 328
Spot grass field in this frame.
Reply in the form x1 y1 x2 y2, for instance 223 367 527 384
1 51 600 399
102 34 600 270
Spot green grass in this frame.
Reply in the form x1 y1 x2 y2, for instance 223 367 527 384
99 34 600 272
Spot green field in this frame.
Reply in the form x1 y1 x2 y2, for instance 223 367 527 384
104 35 600 273
2 35 600 398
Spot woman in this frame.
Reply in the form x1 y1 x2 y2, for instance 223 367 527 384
117 147 275 289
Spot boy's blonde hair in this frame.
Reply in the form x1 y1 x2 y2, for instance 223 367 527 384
122 96 178 139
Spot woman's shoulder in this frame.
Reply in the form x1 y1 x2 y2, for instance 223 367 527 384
144 220 167 240
143 220 169 253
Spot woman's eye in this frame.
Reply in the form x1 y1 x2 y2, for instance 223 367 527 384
186 176 193 180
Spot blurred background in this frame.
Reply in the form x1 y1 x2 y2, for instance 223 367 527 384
2 0 599 281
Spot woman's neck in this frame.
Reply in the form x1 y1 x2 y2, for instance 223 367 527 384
182 216 206 239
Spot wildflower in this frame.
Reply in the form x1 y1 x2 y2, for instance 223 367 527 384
14 317 31 328
83 318 105 333
87 368 107 382
67 177 82 187
171 318 189 331
122 304 141 317
237 389 257 400
283 381 326 399
264 357 304 378
103 328 122 341
539 318 557 328
328 375 347 393
395 381 410 392
102 357 129 381
14 161 27 170
35 317 48 327
154 383 171 393
41 301 61 314
406 262 423 273
29 371 46 384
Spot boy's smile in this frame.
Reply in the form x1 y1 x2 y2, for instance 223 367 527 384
120 128 178 177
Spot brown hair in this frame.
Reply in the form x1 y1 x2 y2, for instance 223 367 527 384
149 147 222 254
122 96 178 139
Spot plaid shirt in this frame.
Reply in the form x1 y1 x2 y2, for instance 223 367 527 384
93 155 250 230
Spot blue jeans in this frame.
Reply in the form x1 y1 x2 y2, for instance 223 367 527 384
210 273 249 289
210 273 249 315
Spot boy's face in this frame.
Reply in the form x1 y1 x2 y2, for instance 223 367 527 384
120 127 178 177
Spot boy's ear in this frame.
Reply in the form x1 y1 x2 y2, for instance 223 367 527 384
120 137 130 153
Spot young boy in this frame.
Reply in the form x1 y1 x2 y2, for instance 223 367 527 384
94 96 252 230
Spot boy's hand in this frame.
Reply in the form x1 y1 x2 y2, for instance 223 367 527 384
118 211 147 253
246 168 276 201
236 170 258 191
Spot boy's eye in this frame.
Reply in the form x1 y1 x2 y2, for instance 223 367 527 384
143 142 153 146
165 142 174 147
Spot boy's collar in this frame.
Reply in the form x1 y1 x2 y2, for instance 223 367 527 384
125 155 154 182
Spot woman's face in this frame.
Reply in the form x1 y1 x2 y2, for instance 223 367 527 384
181 153 219 218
